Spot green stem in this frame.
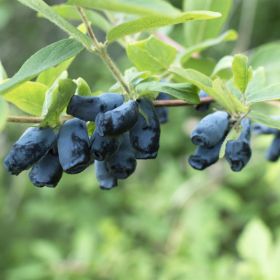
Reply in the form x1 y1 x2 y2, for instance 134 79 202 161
77 7 131 97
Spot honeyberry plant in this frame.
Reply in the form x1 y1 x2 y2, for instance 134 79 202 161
1 0 280 189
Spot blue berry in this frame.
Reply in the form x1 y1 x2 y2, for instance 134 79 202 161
130 98 160 159
95 100 139 136
191 111 230 148
4 127 56 175
225 119 252 172
67 93 124 121
90 130 120 161
106 134 137 179
266 134 280 162
29 149 63 188
95 160 118 190
253 123 278 135
57 118 91 174
188 140 223 170
155 92 170 124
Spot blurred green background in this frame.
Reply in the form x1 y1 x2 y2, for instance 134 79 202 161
1 0 280 279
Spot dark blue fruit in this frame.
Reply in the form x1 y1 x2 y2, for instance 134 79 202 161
67 93 124 121
95 160 118 190
188 141 223 170
95 100 139 136
57 118 91 174
130 98 160 159
4 127 56 175
266 134 280 162
155 92 170 124
225 119 252 172
253 124 278 135
195 90 211 112
29 149 63 188
90 130 120 161
191 111 230 148
106 134 137 179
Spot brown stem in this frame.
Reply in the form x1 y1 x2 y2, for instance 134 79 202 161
6 97 213 124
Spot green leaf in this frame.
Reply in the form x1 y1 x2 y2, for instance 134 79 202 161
3 82 47 116
17 0 91 48
136 81 200 104
107 11 221 42
126 36 177 74
232 54 253 93
36 59 74 87
181 30 237 64
75 77 92 96
183 0 232 46
182 57 216 76
246 67 267 94
237 219 272 266
50 4 111 32
41 78 76 128
250 42 280 85
247 83 280 104
170 67 247 114
249 111 280 130
67 0 179 16
0 39 83 94
0 97 8 132
211 55 233 78
0 60 7 81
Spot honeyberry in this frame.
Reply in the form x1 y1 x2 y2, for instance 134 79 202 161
130 98 160 159
67 93 124 121
253 123 278 135
4 127 56 175
95 100 139 136
90 130 120 161
29 148 63 188
225 119 252 172
155 92 170 124
266 134 280 162
106 133 137 179
188 140 223 170
95 160 118 190
57 118 91 174
191 111 230 148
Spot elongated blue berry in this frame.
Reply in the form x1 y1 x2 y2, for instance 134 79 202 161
67 93 124 121
130 98 160 159
90 130 120 161
191 111 230 148
106 134 137 179
96 100 138 136
266 134 280 162
188 141 223 170
225 119 252 172
155 92 170 124
253 123 278 135
95 160 118 190
57 118 90 174
4 127 56 175
29 149 63 188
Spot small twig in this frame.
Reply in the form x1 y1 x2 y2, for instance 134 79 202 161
6 97 213 124
77 7 131 97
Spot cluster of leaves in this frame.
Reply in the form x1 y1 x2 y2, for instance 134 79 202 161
0 0 279 154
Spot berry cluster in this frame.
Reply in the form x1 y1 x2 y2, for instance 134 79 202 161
3 89 280 190
189 110 252 172
4 93 162 189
